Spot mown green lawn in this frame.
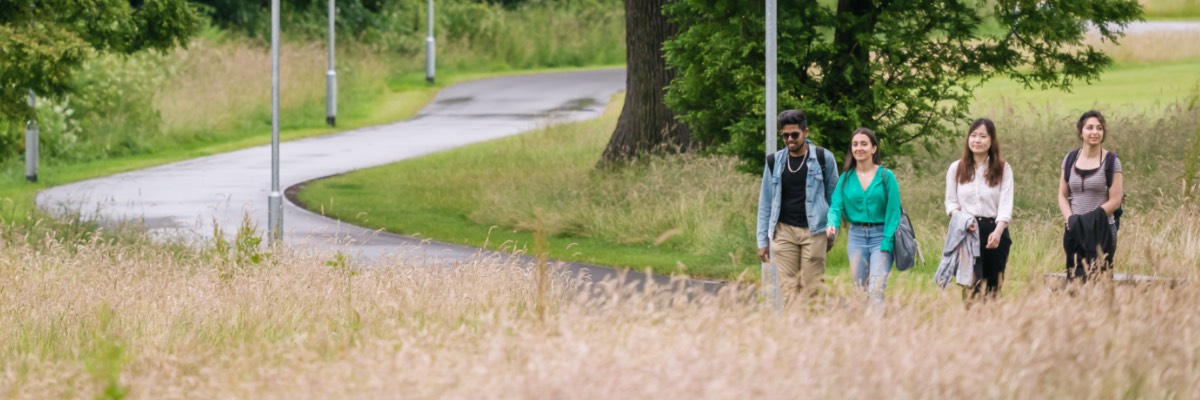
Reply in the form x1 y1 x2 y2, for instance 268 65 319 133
971 61 1200 114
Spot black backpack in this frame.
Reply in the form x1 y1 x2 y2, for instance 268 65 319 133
1063 149 1124 230
767 147 828 175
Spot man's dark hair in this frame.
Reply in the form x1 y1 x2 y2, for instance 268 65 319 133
778 109 808 130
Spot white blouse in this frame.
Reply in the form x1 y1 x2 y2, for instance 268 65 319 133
944 160 1014 223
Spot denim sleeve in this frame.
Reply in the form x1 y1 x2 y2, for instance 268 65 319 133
756 163 773 249
881 170 902 253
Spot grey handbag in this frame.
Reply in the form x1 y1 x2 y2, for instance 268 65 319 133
893 210 922 271
883 167 923 271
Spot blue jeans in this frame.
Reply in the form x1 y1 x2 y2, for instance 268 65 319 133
848 225 893 304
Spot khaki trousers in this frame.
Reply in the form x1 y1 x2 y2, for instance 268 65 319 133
770 223 828 303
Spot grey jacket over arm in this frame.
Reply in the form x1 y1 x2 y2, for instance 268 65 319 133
934 211 979 289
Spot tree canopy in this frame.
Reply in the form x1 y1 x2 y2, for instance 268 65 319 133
663 0 1143 171
0 0 201 123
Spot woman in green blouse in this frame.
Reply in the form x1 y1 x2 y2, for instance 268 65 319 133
825 128 902 304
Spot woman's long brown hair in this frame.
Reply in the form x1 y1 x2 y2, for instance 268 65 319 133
956 118 1005 187
843 128 882 173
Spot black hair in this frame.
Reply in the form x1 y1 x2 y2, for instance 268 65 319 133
957 118 1005 187
778 109 808 130
1076 110 1107 142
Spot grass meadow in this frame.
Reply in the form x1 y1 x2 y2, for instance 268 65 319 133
0 226 1197 398
1142 0 1200 19
3 4 1200 398
299 36 1200 285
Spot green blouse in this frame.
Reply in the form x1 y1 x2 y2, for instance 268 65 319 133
827 166 903 252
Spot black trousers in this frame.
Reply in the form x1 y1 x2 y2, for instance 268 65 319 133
965 217 1012 299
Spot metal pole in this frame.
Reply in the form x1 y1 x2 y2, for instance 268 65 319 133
761 0 782 313
765 0 777 155
269 0 283 244
326 0 337 126
25 90 38 183
25 6 38 183
426 0 435 84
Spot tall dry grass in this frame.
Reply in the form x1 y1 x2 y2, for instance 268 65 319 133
462 86 1200 281
896 99 1200 287
0 232 1197 398
1085 29 1200 64
155 38 389 139
466 105 760 271
431 0 625 71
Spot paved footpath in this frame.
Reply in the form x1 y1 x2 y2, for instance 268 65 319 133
38 68 722 291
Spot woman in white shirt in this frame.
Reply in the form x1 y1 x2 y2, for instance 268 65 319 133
944 118 1014 299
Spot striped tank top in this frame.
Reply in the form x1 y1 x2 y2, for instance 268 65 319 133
1063 151 1122 222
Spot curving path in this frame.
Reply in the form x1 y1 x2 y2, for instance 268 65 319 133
37 68 722 291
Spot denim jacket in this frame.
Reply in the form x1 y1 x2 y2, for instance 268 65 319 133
756 140 840 248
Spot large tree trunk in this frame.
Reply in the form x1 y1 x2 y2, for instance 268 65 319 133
821 0 879 156
599 0 692 165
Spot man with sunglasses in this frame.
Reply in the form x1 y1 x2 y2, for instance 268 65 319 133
756 109 840 303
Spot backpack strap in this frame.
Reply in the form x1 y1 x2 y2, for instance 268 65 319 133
1104 151 1118 188
1064 149 1119 192
815 146 828 174
1063 149 1081 196
881 167 904 211
766 154 776 175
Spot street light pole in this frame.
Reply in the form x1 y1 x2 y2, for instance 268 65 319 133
25 90 38 183
269 0 283 244
426 0 436 84
765 0 777 155
761 0 782 313
326 0 337 127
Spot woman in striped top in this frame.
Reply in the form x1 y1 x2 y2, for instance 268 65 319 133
944 118 1013 300
1057 110 1124 281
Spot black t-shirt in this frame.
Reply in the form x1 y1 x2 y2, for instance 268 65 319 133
778 153 809 228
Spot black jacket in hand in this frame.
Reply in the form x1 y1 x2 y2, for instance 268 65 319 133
1064 207 1116 273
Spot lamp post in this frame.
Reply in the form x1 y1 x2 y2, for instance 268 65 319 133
269 0 283 244
761 0 782 313
326 0 337 127
25 90 38 183
765 0 777 155
426 0 436 84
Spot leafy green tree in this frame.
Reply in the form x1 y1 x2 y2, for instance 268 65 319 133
0 0 201 124
663 0 1142 171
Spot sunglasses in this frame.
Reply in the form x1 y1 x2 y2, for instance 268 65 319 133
781 132 802 139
